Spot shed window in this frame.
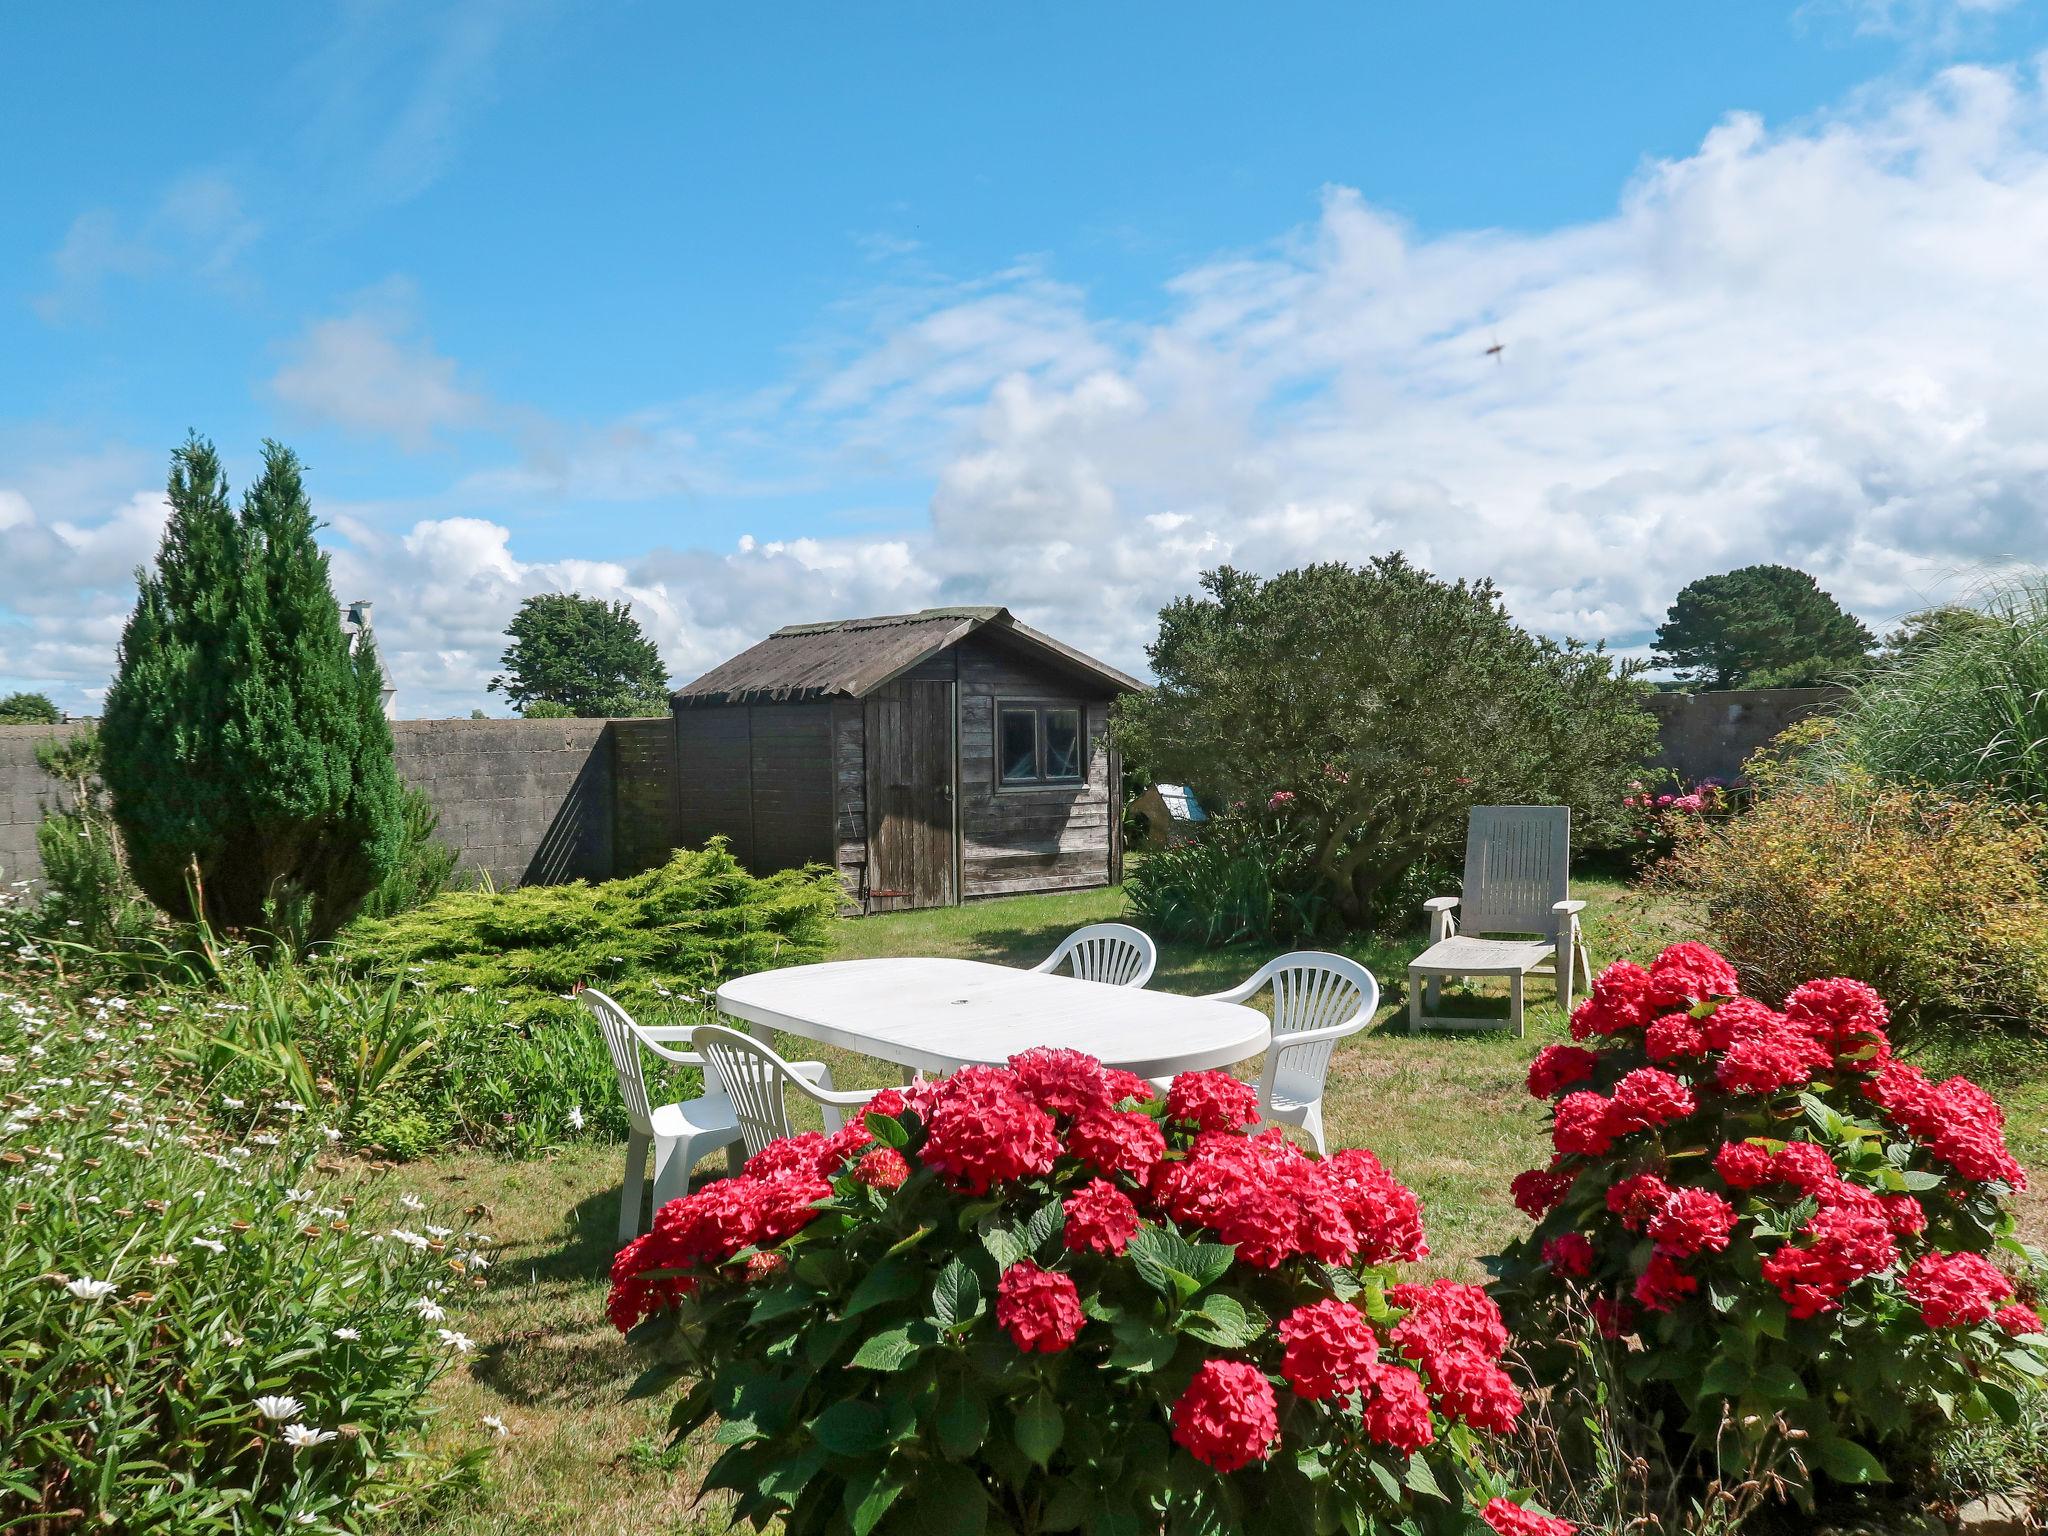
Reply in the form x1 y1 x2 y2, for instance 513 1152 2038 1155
997 703 1086 787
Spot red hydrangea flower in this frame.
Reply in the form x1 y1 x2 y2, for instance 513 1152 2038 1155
1481 1498 1577 1536
1359 1359 1435 1452
1932 1117 2028 1189
1880 1193 1927 1236
1591 1296 1636 1338
1715 1140 1774 1188
1698 996 1786 1053
744 1132 828 1180
1165 1071 1260 1132
1783 976 1891 1069
1552 1092 1617 1157
1321 1147 1428 1264
1101 1067 1158 1106
1768 1140 1838 1196
605 1173 829 1333
1170 1359 1279 1471
1606 1174 1671 1233
817 1118 876 1172
919 1066 1060 1194
1862 1062 1945 1138
1716 1035 1817 1096
1569 961 1660 1039
1007 1047 1112 1119
994 1261 1084 1353
1510 1166 1575 1219
1995 1303 2045 1336
1277 1298 1379 1400
851 1146 909 1190
1527 1044 1599 1099
1606 1067 1696 1133
1062 1178 1141 1255
1386 1279 1508 1369
1647 942 1739 1007
1633 1253 1697 1313
1542 1232 1596 1278
1760 1203 1897 1319
1427 1348 1524 1433
1644 1013 1708 1062
1068 1108 1167 1181
1903 1252 2015 1329
1648 1188 1737 1258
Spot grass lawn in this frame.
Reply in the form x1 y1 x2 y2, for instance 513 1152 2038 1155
403 877 2048 1533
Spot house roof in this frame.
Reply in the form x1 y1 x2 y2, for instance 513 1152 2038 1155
671 606 1147 705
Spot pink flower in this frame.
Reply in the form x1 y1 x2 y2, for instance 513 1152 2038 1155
1267 790 1296 810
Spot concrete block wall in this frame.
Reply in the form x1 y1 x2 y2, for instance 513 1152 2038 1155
1642 686 1846 784
1 717 658 893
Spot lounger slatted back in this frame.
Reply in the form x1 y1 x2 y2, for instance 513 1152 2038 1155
1406 805 1590 1038
1030 923 1158 988
1200 951 1379 1154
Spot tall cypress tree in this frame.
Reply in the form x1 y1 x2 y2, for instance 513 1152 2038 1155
101 436 405 942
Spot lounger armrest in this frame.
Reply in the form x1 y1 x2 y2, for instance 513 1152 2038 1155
1551 900 1587 916
1198 977 1266 1006
1422 897 1459 913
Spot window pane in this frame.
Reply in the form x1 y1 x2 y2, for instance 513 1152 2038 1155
1043 710 1082 780
1000 709 1039 783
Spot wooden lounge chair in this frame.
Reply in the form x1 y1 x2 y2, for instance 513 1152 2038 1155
1406 806 1591 1038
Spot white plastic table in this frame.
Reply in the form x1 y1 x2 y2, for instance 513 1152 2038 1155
715 957 1270 1079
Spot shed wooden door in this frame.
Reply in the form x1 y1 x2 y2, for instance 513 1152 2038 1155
865 680 957 908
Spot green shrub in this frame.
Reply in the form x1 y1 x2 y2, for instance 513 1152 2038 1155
1819 574 2048 807
338 840 841 1016
1124 809 1330 945
1656 773 2048 1039
356 787 460 923
0 965 485 1530
99 437 406 944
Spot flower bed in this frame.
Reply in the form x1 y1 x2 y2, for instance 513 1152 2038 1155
612 1050 1569 1535
1490 942 2045 1502
0 968 488 1532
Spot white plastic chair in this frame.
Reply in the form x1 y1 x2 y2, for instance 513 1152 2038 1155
582 989 835 1243
691 1023 888 1158
1029 923 1158 988
1197 952 1380 1155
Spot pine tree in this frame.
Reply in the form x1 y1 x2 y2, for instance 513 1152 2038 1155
1652 565 1874 689
100 436 405 942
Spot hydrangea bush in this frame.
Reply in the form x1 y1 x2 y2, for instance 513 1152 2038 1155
1489 942 2046 1498
612 1050 1571 1535
1 967 489 1531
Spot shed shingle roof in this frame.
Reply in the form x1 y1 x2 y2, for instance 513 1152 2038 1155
672 607 1145 705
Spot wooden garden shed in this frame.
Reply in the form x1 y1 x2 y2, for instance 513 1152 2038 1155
670 607 1144 910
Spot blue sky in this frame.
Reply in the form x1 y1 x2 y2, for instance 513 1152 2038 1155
7 0 2048 715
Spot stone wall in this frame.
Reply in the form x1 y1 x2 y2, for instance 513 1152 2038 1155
1642 686 1846 784
1 717 676 893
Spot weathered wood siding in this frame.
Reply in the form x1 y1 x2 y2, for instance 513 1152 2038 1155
673 703 834 875
955 632 1115 899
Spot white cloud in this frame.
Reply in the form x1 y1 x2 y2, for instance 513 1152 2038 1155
19 55 2048 715
34 173 261 322
268 281 494 451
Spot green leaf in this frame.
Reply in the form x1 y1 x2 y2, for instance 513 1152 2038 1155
1181 1293 1266 1349
1107 1320 1179 1373
1014 1393 1063 1468
865 1110 910 1148
844 1463 907 1536
1749 1359 1808 1401
932 1258 983 1330
1023 1198 1066 1258
811 1399 891 1457
981 1226 1029 1269
850 1322 932 1371
933 1378 989 1459
912 1463 988 1536
750 1283 820 1325
624 1359 689 1401
1812 1436 1889 1485
1401 1452 1445 1501
846 1256 921 1317
1698 1354 1752 1398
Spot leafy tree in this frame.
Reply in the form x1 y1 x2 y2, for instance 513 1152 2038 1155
1878 604 1998 665
0 691 60 723
100 436 406 943
1115 558 1659 926
1652 564 1873 688
489 593 670 717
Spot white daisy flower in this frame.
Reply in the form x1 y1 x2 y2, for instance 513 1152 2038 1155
437 1329 476 1353
566 1105 585 1131
220 1096 246 1109
192 1237 226 1255
412 1297 447 1322
66 1277 117 1302
322 1127 342 1143
333 1327 360 1341
253 1395 304 1421
398 1193 425 1212
481 1414 509 1437
282 1423 336 1450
